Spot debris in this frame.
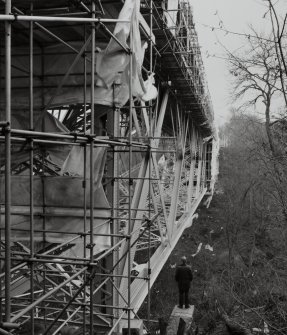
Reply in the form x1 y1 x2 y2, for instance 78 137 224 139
252 328 262 333
186 213 199 228
205 244 214 252
192 243 202 257
263 322 269 334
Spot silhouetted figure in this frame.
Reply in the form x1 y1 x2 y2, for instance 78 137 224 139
175 256 193 308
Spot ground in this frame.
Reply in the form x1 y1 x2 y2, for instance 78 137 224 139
138 193 230 333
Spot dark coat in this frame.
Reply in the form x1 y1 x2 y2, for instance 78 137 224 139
175 264 193 291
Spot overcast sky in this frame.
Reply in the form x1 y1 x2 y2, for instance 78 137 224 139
190 0 283 126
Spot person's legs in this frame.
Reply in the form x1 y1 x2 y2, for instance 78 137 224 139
178 289 184 308
184 288 190 308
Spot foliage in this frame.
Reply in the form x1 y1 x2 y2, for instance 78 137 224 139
217 113 287 334
143 113 287 334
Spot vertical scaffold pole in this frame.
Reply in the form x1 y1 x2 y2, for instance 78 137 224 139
0 28 2 325
83 24 87 133
4 0 12 323
128 14 133 335
29 3 35 334
90 1 96 334
111 91 119 327
83 23 88 335
147 0 153 331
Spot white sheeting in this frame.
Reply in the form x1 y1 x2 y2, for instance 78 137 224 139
0 1 157 112
0 112 71 169
210 129 220 195
0 122 111 253
95 0 157 106
61 145 106 189
0 175 111 252
164 0 179 36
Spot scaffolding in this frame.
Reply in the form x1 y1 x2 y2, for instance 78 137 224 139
0 1 218 334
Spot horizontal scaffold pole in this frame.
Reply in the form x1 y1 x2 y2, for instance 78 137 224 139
0 14 129 24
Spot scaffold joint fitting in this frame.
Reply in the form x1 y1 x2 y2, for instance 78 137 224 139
11 12 18 22
70 132 78 142
0 121 10 134
122 307 132 312
87 134 94 143
145 218 151 227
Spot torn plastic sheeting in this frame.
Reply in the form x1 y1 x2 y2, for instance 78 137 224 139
61 146 106 188
210 129 220 195
95 0 157 105
0 111 71 169
0 1 157 110
0 42 91 110
96 0 143 89
0 175 111 248
0 175 108 207
59 138 144 235
141 74 158 102
95 0 135 89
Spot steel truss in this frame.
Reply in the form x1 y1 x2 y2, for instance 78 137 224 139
0 1 218 334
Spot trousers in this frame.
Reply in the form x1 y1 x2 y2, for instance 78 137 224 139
178 288 190 307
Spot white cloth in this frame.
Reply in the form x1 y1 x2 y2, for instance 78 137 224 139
164 0 179 36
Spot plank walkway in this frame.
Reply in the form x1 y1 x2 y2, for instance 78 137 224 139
166 305 195 335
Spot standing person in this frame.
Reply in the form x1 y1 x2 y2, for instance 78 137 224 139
175 256 193 308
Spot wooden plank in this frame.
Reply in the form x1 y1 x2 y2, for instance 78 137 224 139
166 305 194 335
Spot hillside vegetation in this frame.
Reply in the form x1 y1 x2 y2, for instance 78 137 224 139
144 114 287 335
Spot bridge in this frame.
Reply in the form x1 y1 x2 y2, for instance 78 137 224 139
0 0 218 334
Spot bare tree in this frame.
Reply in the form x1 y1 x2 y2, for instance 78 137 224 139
227 2 287 220
267 0 287 106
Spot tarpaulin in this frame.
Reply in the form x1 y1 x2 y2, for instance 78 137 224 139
0 130 111 252
0 42 90 111
0 1 157 113
61 146 106 188
0 112 71 169
95 0 157 106
0 174 111 251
